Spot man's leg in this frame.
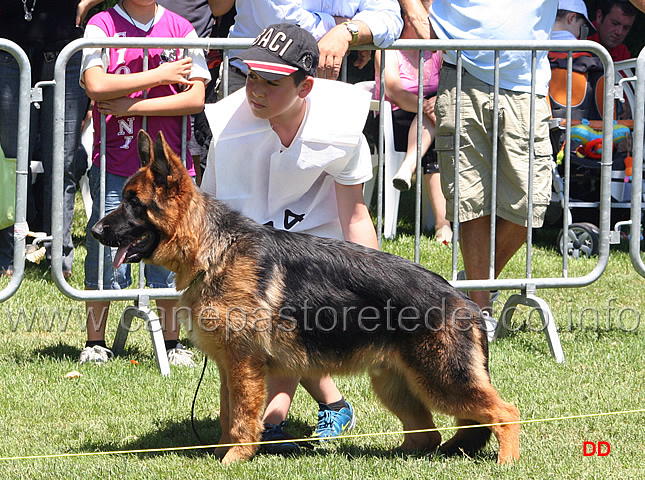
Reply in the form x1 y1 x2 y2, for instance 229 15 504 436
460 215 526 311
41 51 88 275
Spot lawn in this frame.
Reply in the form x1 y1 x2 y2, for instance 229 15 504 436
0 202 644 479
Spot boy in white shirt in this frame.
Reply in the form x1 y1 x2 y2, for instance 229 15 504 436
201 23 378 454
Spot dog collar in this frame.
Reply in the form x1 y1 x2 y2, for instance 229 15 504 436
185 270 206 292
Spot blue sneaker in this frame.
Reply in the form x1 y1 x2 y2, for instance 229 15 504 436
260 421 301 455
313 401 356 441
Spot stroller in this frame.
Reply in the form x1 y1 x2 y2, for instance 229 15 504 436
547 52 641 258
549 119 636 258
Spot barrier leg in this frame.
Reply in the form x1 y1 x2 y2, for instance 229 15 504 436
110 297 171 376
139 306 171 377
112 305 135 355
497 291 565 363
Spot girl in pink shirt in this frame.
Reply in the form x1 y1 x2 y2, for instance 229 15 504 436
79 0 209 366
374 1 451 244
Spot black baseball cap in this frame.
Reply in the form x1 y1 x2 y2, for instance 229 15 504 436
232 23 319 81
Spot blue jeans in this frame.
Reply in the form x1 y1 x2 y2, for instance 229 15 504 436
84 165 175 290
0 48 88 272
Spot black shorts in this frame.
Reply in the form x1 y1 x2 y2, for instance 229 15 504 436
391 101 439 175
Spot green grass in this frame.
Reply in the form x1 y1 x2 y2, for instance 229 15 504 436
0 196 644 479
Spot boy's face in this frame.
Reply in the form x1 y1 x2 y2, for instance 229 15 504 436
245 69 311 120
571 15 587 39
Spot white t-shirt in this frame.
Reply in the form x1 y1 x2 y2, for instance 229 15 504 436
201 79 373 240
551 30 578 41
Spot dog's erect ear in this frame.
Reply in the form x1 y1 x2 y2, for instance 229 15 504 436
138 130 154 168
151 132 171 187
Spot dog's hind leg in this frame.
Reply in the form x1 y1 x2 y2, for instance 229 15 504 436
369 365 442 452
439 391 520 465
220 356 267 465
437 418 491 460
396 334 519 465
440 374 520 464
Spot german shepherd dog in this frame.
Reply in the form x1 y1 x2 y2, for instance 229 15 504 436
91 131 520 465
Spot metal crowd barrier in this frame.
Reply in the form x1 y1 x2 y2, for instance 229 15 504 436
628 48 645 277
52 37 254 376
42 37 638 371
382 39 621 364
0 40 31 303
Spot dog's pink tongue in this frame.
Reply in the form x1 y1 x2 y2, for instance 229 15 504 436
113 246 128 269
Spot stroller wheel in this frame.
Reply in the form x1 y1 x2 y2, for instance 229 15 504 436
557 222 600 258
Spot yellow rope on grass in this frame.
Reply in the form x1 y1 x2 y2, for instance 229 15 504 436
0 407 643 461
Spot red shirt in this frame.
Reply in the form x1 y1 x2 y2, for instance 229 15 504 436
588 32 632 61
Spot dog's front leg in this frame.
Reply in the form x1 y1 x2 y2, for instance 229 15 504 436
220 356 267 465
214 364 231 459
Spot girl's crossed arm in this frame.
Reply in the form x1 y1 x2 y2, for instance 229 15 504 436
83 58 206 117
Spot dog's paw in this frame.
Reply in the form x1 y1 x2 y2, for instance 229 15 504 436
397 431 442 452
220 446 255 465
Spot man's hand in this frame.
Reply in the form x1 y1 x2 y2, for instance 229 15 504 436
317 20 374 79
406 12 431 39
317 25 352 79
398 0 433 40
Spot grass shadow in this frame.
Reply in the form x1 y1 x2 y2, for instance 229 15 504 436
76 417 222 459
30 341 151 363
74 413 502 465
74 417 321 460
332 442 498 464
35 341 81 361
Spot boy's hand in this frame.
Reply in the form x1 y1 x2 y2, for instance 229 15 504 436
155 57 195 87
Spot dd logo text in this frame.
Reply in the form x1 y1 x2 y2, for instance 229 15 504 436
583 441 611 456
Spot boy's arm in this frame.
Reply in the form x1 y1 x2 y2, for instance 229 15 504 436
82 58 195 102
95 78 207 117
76 0 104 27
335 183 379 250
208 0 235 17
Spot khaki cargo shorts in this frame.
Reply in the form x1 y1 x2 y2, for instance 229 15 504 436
434 66 553 228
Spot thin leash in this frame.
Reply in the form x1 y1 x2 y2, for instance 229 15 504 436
191 355 209 445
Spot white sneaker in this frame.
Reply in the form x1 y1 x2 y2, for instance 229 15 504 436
79 345 114 364
481 311 498 343
167 346 196 367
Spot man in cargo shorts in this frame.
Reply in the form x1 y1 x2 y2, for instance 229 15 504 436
428 0 558 327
